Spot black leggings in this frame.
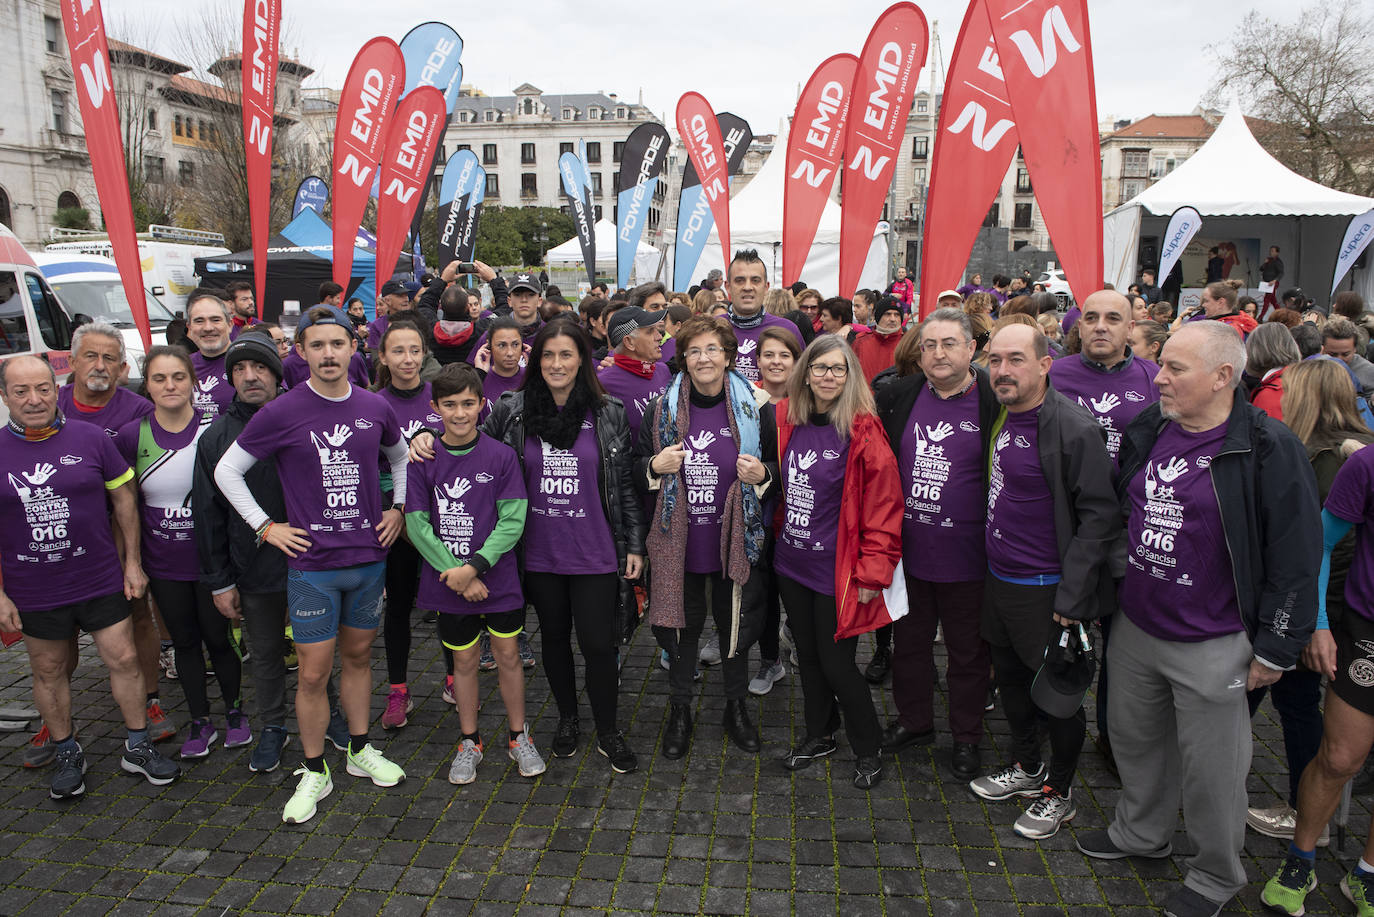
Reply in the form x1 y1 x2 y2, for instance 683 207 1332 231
989 641 1085 794
149 577 241 720
384 538 422 685
524 571 621 736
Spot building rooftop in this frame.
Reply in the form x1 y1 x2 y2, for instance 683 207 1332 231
107 39 190 76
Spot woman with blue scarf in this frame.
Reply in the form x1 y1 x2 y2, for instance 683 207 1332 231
635 315 778 761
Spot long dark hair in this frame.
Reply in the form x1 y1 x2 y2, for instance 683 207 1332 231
522 321 604 449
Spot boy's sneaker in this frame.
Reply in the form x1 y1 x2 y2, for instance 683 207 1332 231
345 743 406 787
146 700 176 742
179 719 218 759
748 660 786 696
441 676 456 706
552 717 580 758
1343 871 1374 917
224 709 252 748
699 634 722 666
659 649 702 681
122 737 180 785
970 761 1047 801
1013 787 1076 839
782 736 838 771
509 728 547 778
49 743 86 800
448 738 483 785
249 725 289 773
282 764 332 824
23 724 54 768
381 689 413 730
597 731 638 774
478 633 497 671
518 632 536 669
159 645 178 680
325 709 349 751
1260 852 1318 916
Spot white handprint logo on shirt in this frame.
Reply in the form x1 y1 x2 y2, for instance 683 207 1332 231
689 430 717 451
925 421 955 443
310 426 354 467
996 431 1011 452
199 375 219 392
797 449 819 470
1156 456 1189 483
737 339 757 355
435 477 472 515
401 419 427 441
913 424 943 458
23 463 57 486
1087 393 1120 414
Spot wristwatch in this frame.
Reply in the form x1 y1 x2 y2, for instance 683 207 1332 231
391 503 404 514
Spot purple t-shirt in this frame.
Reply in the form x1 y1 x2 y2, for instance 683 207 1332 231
465 320 542 366
1122 422 1242 641
0 423 130 610
281 350 371 390
659 337 676 365
190 351 234 419
521 414 617 575
986 407 1060 578
900 384 986 581
1323 444 1374 622
406 434 525 615
115 413 208 581
378 383 440 443
729 313 798 383
480 368 525 423
775 422 848 594
681 402 739 574
235 383 401 571
1050 354 1160 462
58 384 153 437
597 362 671 443
366 315 389 352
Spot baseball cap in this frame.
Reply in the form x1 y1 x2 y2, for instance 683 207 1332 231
295 304 355 338
509 272 543 295
937 289 963 302
608 306 668 348
1030 623 1097 719
380 279 408 297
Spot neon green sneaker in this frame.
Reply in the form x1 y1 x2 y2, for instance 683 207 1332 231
345 743 405 787
282 764 332 824
1343 871 1374 917
1261 852 1317 916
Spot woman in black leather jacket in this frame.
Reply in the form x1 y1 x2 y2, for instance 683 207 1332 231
481 320 645 774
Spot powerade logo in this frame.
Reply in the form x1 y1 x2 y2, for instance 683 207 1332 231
618 133 666 243
560 158 592 245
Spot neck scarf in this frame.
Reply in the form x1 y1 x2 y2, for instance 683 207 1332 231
8 409 64 442
730 308 765 330
613 353 657 379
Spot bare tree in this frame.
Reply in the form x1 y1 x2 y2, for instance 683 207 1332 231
1210 0 1374 196
108 19 185 228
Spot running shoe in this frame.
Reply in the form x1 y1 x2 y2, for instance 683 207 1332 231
969 761 1047 801
1246 802 1330 847
224 709 252 749
854 755 883 790
49 743 86 800
249 725 289 773
748 660 786 696
441 676 456 706
509 728 547 778
518 632 536 669
698 633 722 666
478 633 496 671
596 731 638 774
448 738 483 785
381 689 413 730
326 708 349 751
659 649 702 681
180 719 218 759
23 724 54 768
146 700 176 743
1343 870 1374 917
159 645 178 681
1261 852 1317 916
122 737 180 785
552 716 580 758
282 764 332 824
1014 788 1076 839
782 736 837 771
345 743 406 787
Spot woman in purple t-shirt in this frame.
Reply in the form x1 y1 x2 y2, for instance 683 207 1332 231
116 347 244 761
636 315 778 761
476 317 528 423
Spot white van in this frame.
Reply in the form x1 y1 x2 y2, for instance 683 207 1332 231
0 223 76 422
45 225 230 313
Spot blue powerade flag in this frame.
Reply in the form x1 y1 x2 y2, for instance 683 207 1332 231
437 149 482 267
615 123 671 289
396 22 464 230
292 175 328 219
672 112 751 292
455 168 485 263
559 151 596 285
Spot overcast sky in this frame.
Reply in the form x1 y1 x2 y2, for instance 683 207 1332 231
121 0 1299 133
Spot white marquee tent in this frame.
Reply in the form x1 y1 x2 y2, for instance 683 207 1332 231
546 218 661 285
1103 101 1374 303
661 127 891 295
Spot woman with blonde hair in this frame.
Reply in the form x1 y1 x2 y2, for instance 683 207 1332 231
774 335 902 789
691 289 717 315
763 288 798 318
964 292 996 317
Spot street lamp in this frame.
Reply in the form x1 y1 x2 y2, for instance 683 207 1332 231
537 219 548 268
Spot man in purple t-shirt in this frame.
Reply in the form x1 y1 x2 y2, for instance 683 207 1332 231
598 306 671 443
969 323 1119 843
186 290 235 419
1078 323 1319 917
0 355 180 798
720 250 803 384
215 305 411 825
58 321 154 437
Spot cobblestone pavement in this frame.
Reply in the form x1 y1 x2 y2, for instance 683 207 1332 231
0 618 1366 915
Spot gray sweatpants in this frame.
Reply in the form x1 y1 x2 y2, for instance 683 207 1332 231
1106 612 1253 903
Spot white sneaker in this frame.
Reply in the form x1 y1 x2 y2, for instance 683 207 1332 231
508 728 546 778
699 633 721 666
448 738 483 785
748 660 786 696
969 761 1047 801
1014 788 1076 839
1247 802 1330 847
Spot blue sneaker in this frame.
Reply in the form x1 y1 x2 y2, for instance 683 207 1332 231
326 709 349 752
249 725 289 773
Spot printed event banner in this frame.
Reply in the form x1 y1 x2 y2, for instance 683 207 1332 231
676 93 734 285
559 151 596 285
987 0 1101 305
671 112 752 291
1157 206 1203 293
61 0 152 349
454 169 485 264
398 22 464 244
436 149 481 267
1332 207 1374 297
292 175 329 220
375 86 446 295
331 37 405 288
838 2 929 299
615 122 672 289
242 0 281 317
918 0 1018 317
782 53 858 288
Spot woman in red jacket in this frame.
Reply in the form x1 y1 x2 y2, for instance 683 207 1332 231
774 335 903 789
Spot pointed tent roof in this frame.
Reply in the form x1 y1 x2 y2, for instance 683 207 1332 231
546 218 657 263
1115 100 1374 218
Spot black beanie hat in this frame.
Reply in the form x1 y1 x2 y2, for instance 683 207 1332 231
224 330 283 384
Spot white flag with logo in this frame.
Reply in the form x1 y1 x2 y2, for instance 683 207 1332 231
1158 206 1202 289
1332 207 1374 297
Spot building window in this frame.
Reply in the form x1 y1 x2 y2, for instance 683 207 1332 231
485 174 499 196
616 107 625 119
521 142 536 164
1121 179 1145 202
588 107 600 120
144 156 165 183
522 98 534 115
456 144 470 152
910 136 928 160
175 114 183 137
563 107 574 119
57 191 80 210
44 16 61 54
913 167 926 185
179 161 195 185
916 98 928 113
485 110 495 122
1015 168 1032 193
983 203 999 227
613 141 625 163
590 173 603 195
1122 149 1149 179
1014 203 1033 228
458 111 469 123
521 173 537 197
199 120 208 141
594 205 603 221
50 90 67 133
560 142 573 157
1150 155 1177 179
0 188 10 228
586 142 601 163
483 144 497 165
147 109 157 131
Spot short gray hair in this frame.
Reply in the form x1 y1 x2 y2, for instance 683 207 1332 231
920 307 973 341
1186 320 1248 389
1245 321 1301 377
70 320 126 365
187 291 232 324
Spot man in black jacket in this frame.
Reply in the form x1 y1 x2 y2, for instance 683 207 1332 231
191 331 348 775
1076 321 1319 917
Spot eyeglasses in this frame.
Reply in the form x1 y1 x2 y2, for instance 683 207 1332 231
808 363 848 378
685 345 725 360
919 339 968 353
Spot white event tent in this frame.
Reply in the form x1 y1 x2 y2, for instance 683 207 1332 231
1103 101 1374 304
546 218 661 284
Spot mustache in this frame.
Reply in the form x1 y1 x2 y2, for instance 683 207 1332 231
994 376 1017 386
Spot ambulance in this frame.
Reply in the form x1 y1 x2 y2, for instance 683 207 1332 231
0 223 76 423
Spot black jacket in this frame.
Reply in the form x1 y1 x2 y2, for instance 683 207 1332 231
482 390 646 566
418 274 509 335
988 383 1121 621
1116 391 1320 669
192 396 287 595
875 366 1001 495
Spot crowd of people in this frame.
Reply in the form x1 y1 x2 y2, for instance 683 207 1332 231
5 249 1374 917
